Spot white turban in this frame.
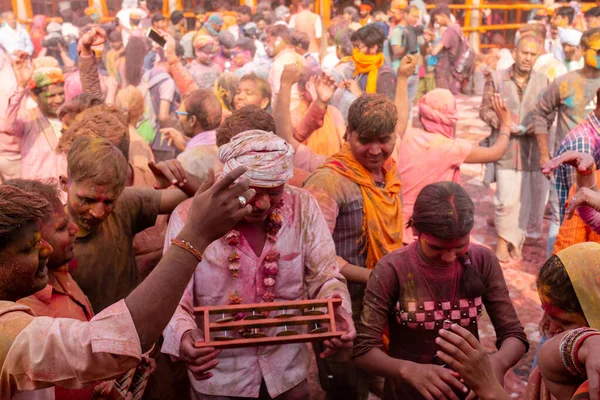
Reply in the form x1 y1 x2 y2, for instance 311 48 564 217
559 27 582 47
218 130 294 188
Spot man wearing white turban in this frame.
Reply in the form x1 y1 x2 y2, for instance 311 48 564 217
162 130 355 400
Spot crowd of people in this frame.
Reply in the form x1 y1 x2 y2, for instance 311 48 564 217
1 0 600 399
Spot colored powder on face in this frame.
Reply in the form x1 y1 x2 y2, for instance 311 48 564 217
565 95 575 108
585 49 600 69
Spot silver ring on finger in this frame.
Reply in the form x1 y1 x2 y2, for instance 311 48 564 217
237 195 247 208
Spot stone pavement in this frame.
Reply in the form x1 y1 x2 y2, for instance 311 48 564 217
308 94 547 399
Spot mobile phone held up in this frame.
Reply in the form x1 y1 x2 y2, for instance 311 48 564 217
147 28 166 48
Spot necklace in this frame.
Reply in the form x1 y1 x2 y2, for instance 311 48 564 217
226 201 285 304
415 245 458 330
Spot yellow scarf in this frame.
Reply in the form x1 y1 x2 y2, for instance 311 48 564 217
352 48 384 94
323 143 403 269
556 242 600 330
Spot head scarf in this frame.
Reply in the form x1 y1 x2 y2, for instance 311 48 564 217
193 34 215 50
555 242 600 330
207 14 224 36
218 130 294 188
29 57 64 90
418 89 457 139
559 27 582 46
31 15 47 32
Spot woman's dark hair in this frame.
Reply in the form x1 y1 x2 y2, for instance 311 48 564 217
537 255 584 315
124 36 147 87
351 24 385 52
411 182 485 297
410 182 474 239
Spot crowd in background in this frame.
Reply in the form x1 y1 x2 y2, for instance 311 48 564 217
1 1 600 400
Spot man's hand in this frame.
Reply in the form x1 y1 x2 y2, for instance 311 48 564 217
491 93 512 128
148 160 188 189
281 62 302 85
160 127 188 152
340 79 363 98
179 329 221 381
397 54 417 78
13 51 33 88
435 325 509 400
315 73 337 105
78 27 107 56
319 293 356 359
181 167 255 244
542 151 595 176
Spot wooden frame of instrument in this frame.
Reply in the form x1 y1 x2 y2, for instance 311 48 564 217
194 298 344 349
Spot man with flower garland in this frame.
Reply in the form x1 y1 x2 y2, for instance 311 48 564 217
161 130 355 399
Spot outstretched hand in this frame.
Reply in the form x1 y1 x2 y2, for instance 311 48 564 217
314 73 337 105
491 93 512 128
148 160 188 189
542 151 595 176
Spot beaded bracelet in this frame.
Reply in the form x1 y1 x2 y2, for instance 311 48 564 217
171 238 203 262
560 328 598 377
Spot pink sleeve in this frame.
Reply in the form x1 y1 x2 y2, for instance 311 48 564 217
293 144 326 173
576 206 600 234
170 61 199 96
0 87 27 137
4 300 141 393
449 139 473 168
293 101 327 142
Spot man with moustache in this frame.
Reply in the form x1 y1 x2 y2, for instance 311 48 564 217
480 35 549 262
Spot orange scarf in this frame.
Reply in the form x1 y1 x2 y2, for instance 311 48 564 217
323 144 403 269
352 48 384 94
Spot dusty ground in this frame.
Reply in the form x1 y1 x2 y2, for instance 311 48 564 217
308 94 547 399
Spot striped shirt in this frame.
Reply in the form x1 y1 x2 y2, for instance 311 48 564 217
554 113 600 222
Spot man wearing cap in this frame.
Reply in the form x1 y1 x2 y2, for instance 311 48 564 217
0 54 66 181
532 27 600 253
187 34 223 89
162 130 355 400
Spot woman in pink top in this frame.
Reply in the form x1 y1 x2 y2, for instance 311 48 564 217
397 89 514 244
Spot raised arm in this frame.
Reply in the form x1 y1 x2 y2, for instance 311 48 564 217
273 63 302 150
479 77 501 129
0 52 29 137
77 27 106 99
126 167 254 350
395 55 418 139
464 94 512 164
163 33 199 96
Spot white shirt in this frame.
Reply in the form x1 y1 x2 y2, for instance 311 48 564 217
0 23 33 55
321 46 340 73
